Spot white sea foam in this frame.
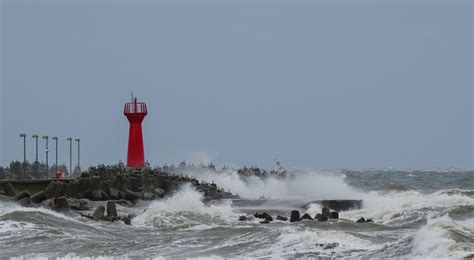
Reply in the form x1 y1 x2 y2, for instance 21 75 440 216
411 215 474 259
252 226 376 258
341 190 474 224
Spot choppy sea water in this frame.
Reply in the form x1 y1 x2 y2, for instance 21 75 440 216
1 170 474 259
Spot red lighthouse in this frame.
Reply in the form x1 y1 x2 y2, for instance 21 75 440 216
124 96 148 168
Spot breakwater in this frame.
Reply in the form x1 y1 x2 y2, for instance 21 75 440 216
0 166 238 214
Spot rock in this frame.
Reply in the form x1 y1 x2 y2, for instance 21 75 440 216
92 206 105 220
366 218 373 223
123 214 132 225
239 215 248 221
44 182 58 199
254 212 273 221
17 197 31 207
106 201 117 218
54 197 70 212
321 207 331 218
111 175 127 192
90 190 102 201
30 191 46 203
330 211 339 219
109 187 119 199
3 183 17 197
314 213 328 222
100 191 110 201
259 220 270 224
14 190 31 201
153 188 165 198
320 200 363 211
356 217 366 223
101 181 110 194
54 182 67 198
65 181 81 198
125 189 140 202
300 213 313 221
68 198 90 210
323 243 339 249
89 176 101 190
276 215 288 221
290 210 300 222
0 195 13 202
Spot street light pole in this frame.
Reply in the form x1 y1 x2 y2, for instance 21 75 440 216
19 133 26 163
42 136 49 174
32 135 39 163
67 137 72 176
75 138 80 169
52 137 58 173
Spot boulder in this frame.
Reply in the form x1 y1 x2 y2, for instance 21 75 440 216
14 190 31 201
106 201 117 218
0 194 13 202
3 183 17 197
366 218 374 223
54 182 67 198
276 215 288 221
101 181 111 194
321 207 331 218
17 197 31 207
300 213 313 221
109 187 119 199
111 175 127 191
89 176 101 190
153 188 165 198
123 214 132 225
90 190 103 201
254 212 273 221
320 200 363 211
65 181 81 198
54 197 70 212
356 217 366 223
290 210 300 222
30 191 46 203
315 213 328 222
238 215 249 221
100 191 110 201
44 182 59 199
125 189 140 202
330 211 339 219
92 206 105 220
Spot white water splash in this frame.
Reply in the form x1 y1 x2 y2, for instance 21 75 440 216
181 168 360 200
133 184 237 228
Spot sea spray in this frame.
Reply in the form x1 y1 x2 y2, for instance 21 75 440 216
133 184 236 229
180 168 361 200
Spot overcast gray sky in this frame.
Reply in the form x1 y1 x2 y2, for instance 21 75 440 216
1 0 473 169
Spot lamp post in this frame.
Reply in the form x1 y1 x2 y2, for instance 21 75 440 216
42 136 49 174
66 137 72 176
32 135 39 163
75 138 80 169
19 133 26 163
52 136 58 173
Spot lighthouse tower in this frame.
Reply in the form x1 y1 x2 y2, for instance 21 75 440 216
124 96 148 168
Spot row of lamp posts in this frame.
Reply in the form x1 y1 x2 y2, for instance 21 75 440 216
19 133 80 177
